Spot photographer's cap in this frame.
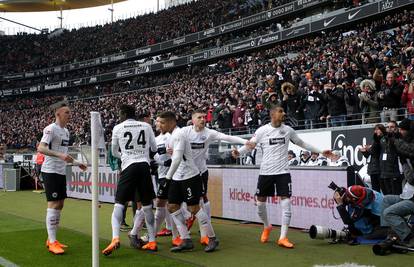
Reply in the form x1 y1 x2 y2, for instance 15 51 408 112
346 185 367 205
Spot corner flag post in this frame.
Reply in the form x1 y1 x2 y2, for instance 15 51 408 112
91 111 104 267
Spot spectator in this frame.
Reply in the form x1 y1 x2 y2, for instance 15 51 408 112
324 81 348 127
377 72 403 122
401 74 414 120
281 82 302 128
288 150 298 166
300 81 325 129
358 79 379 124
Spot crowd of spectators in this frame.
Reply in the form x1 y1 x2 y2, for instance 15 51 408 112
1 7 414 149
0 0 296 75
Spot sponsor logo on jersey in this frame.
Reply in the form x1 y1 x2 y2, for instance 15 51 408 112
61 140 69 146
157 145 167 155
269 138 285 145
191 143 205 149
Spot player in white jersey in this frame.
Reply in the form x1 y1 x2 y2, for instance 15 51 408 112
183 109 249 245
233 106 335 248
37 103 87 255
152 111 182 247
165 113 219 253
103 105 158 255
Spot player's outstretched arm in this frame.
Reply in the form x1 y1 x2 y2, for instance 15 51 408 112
290 132 336 158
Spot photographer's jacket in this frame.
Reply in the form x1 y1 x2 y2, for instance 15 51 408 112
393 138 414 199
361 140 381 176
374 135 400 179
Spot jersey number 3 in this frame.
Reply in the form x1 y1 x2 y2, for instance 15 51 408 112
124 131 146 150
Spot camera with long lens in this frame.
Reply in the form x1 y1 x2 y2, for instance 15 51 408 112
309 225 350 243
328 181 346 196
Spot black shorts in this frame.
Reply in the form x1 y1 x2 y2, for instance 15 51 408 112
42 172 67 202
201 170 209 195
115 162 155 206
256 173 292 197
157 178 170 200
168 175 203 206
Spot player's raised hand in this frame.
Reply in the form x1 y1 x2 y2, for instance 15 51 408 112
246 141 256 150
79 163 88 171
166 146 173 156
231 147 240 159
358 145 371 152
322 150 339 161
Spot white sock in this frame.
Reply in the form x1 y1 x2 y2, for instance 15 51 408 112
46 208 60 243
181 202 192 220
111 203 124 239
130 209 144 236
154 206 166 234
279 198 292 240
143 205 156 242
165 209 173 231
170 215 179 239
204 201 211 219
257 201 270 228
171 209 190 239
198 200 207 237
195 209 215 238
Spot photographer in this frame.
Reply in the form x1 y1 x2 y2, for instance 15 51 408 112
381 118 414 248
360 124 386 192
334 185 386 243
373 120 402 195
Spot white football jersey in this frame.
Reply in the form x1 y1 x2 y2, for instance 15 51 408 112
155 132 171 178
40 123 70 175
252 123 301 175
181 126 247 173
168 127 200 181
111 119 156 171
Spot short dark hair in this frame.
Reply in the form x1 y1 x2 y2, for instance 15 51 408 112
157 111 176 121
50 100 69 112
192 109 206 116
388 120 397 126
137 111 150 120
120 104 136 119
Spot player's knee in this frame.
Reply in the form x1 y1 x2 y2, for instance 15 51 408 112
188 204 200 215
203 195 209 202
48 200 64 210
156 199 167 207
168 203 180 213
257 196 267 202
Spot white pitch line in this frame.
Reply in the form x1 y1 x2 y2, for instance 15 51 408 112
0 256 20 267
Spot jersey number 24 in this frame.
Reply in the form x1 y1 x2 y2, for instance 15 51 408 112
124 131 146 149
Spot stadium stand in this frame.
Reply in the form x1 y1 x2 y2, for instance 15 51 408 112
1 1 414 149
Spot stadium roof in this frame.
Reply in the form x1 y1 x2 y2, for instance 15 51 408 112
0 0 127 12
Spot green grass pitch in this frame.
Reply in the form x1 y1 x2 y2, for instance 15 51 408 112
0 191 412 267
